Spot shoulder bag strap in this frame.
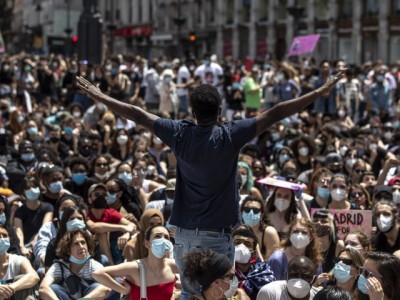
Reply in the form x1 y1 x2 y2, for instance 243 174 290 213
136 259 147 300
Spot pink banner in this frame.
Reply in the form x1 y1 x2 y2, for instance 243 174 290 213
288 34 320 56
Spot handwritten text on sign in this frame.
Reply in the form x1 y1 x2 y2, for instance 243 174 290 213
311 209 372 239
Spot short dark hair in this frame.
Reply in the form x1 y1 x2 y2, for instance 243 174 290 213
314 286 351 300
190 84 221 122
68 156 90 172
232 224 259 250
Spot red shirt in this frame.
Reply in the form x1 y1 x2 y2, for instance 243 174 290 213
88 208 122 224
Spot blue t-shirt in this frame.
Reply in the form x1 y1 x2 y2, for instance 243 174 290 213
154 118 257 228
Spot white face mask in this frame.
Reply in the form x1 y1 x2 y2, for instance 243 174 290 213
331 188 347 202
116 135 128 145
221 276 239 298
376 215 394 233
298 147 309 156
287 278 311 298
95 172 109 180
234 243 251 264
338 110 346 118
274 198 290 212
290 233 310 249
340 146 348 157
346 158 356 168
393 189 400 204
384 131 393 140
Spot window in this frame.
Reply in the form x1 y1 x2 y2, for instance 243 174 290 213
362 35 378 62
277 0 288 20
242 0 251 23
259 0 269 21
208 0 215 23
338 37 354 63
226 0 234 24
390 36 400 63
338 0 353 18
196 1 202 24
393 0 400 14
315 0 329 19
363 0 379 17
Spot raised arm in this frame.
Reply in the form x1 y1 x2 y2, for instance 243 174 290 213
255 69 346 136
76 76 159 132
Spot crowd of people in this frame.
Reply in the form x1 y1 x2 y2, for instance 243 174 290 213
0 50 399 300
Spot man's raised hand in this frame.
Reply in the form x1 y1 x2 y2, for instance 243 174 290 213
76 76 102 99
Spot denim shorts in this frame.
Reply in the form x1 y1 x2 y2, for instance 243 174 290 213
174 228 234 300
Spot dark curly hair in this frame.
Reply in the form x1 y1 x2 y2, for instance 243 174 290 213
56 229 94 260
68 156 90 173
190 84 221 122
232 224 259 250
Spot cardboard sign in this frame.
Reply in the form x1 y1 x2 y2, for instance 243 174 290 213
288 34 320 56
311 209 372 239
257 177 302 191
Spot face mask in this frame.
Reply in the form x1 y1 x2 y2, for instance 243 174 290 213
392 120 400 128
2 65 9 72
290 233 310 249
286 278 311 298
315 222 331 237
384 131 393 140
92 195 108 209
274 198 290 212
111 67 119 75
0 238 10 255
27 127 38 135
346 158 356 168
69 254 91 265
118 171 132 185
0 214 6 225
333 261 352 283
331 188 347 202
151 238 173 258
376 75 384 83
242 210 261 227
71 173 87 186
48 181 63 194
107 192 118 204
357 274 369 294
279 154 290 165
73 111 81 118
240 175 247 188
20 152 35 162
163 77 172 84
166 196 174 205
222 276 239 298
95 172 109 180
298 147 309 156
59 211 64 221
317 187 330 199
393 189 400 204
338 110 346 118
24 66 31 72
25 187 40 201
234 243 251 264
340 146 348 157
271 132 280 141
376 215 394 233
203 59 211 66
66 219 86 232
64 127 73 135
117 135 128 145
369 143 378 152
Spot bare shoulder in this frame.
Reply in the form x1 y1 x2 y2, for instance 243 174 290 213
264 225 279 236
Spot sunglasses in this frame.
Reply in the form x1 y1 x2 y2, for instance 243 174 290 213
96 163 108 167
333 257 353 266
350 192 363 198
94 191 107 197
108 189 120 194
354 169 365 174
243 207 262 214
359 267 382 279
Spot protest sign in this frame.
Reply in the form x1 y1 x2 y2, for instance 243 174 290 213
311 208 372 239
288 34 320 56
257 177 302 191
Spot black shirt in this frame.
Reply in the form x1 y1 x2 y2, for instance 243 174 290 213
371 229 400 254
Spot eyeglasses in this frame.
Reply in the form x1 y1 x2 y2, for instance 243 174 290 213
359 267 382 279
350 192 363 198
333 257 353 266
243 207 261 214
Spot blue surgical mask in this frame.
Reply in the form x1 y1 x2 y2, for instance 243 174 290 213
107 192 117 204
20 153 35 162
279 154 290 165
48 181 63 194
242 210 261 227
0 238 10 255
71 173 87 186
333 261 351 283
69 254 91 265
0 214 6 225
357 274 369 294
118 171 132 185
17 115 24 123
66 219 86 232
317 187 330 199
151 238 173 258
111 67 119 75
25 187 40 201
27 127 38 135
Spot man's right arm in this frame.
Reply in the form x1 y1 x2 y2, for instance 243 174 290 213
76 76 159 132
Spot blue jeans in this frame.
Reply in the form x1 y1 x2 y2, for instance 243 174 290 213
50 282 99 300
174 228 234 300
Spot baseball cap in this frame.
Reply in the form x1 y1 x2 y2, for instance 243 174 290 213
88 183 107 195
373 185 393 198
388 177 400 187
325 153 342 166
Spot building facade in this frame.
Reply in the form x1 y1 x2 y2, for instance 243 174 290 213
3 0 400 64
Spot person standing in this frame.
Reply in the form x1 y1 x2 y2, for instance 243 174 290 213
76 68 346 299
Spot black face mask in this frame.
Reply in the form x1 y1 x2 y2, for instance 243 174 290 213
50 137 60 143
92 196 108 209
315 223 331 237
